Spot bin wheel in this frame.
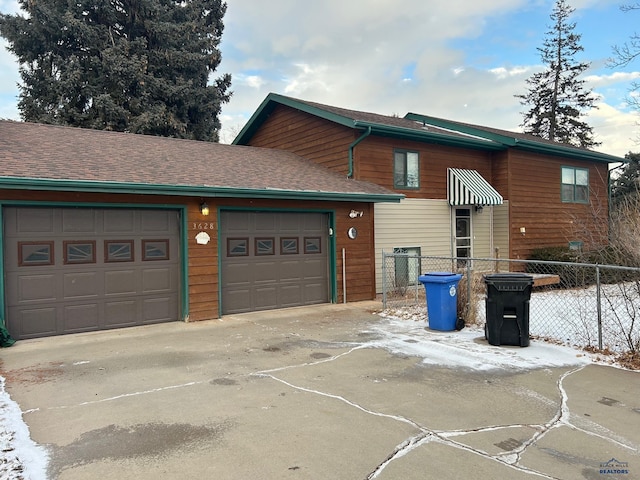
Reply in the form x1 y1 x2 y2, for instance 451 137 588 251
455 317 465 331
484 323 488 340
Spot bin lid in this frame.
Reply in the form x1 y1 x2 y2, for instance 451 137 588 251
419 272 463 283
484 273 534 284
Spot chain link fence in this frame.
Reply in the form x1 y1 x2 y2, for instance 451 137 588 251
382 252 640 354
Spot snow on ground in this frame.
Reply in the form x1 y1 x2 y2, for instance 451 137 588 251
0 307 625 478
0 378 48 480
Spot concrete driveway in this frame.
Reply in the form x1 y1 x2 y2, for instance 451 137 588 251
1 302 638 479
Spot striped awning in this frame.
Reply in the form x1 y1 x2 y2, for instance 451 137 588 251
447 168 503 206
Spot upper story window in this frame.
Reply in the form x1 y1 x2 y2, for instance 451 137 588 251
561 166 589 203
394 150 420 189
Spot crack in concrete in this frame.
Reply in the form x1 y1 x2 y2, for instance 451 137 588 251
254 348 635 480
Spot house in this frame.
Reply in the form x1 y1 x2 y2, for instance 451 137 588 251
233 93 623 291
0 120 402 339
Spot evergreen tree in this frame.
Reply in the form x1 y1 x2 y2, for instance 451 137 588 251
516 0 600 148
610 4 640 118
611 152 640 203
0 0 231 141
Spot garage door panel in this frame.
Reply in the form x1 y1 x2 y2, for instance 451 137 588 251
279 284 303 306
105 300 138 327
62 209 96 232
142 268 172 292
142 210 173 232
304 284 328 303
4 207 180 339
11 307 57 337
224 263 250 286
254 261 278 282
63 304 99 332
63 272 99 299
279 260 303 282
18 275 57 302
143 296 176 323
303 259 326 278
15 208 54 233
105 270 138 295
255 287 278 309
103 210 136 233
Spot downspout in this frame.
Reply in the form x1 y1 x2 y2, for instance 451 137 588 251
348 126 372 178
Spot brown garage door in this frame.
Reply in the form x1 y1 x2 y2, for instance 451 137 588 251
220 211 330 314
4 207 180 339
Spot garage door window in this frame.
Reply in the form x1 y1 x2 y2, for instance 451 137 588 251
281 238 298 254
64 241 96 264
142 239 169 261
228 238 249 256
255 238 275 255
18 241 54 266
304 237 321 254
105 240 134 262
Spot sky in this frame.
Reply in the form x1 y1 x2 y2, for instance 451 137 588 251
1 0 640 157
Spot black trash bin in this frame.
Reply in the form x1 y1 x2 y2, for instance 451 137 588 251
484 273 534 347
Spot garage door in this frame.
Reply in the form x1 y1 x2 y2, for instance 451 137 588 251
220 211 330 314
4 207 180 339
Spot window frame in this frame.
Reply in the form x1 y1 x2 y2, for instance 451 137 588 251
561 166 590 204
393 149 420 190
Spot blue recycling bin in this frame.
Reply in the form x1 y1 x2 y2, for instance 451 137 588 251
419 272 463 331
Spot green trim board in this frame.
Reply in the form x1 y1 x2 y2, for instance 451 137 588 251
404 112 622 164
0 177 403 204
216 206 338 317
0 201 189 325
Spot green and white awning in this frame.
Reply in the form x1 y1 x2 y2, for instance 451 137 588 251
447 168 503 206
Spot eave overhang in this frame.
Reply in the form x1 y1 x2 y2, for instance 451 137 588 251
0 177 404 204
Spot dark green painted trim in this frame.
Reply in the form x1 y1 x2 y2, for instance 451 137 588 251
0 207 5 328
0 177 402 204
405 113 517 145
405 112 623 164
0 201 190 324
348 126 371 178
232 93 358 145
353 121 503 151
217 206 338 316
178 206 189 321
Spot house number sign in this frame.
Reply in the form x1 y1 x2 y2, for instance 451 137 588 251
191 222 215 231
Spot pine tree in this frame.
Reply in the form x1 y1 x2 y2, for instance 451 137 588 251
516 0 600 148
611 152 640 203
0 0 231 141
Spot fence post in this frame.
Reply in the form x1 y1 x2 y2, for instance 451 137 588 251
596 264 602 350
382 250 387 310
466 261 472 319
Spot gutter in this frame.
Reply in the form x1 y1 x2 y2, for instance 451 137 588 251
348 126 371 178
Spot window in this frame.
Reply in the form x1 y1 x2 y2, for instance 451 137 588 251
105 240 134 262
394 150 419 189
561 167 589 203
142 240 169 261
227 238 249 256
304 237 321 254
255 238 275 256
64 241 96 264
19 242 54 266
281 238 299 255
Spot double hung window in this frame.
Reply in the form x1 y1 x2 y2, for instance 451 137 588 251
561 167 589 203
394 150 419 189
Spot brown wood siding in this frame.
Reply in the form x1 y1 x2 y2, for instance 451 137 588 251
506 152 609 259
355 136 497 199
247 105 356 175
1 189 378 323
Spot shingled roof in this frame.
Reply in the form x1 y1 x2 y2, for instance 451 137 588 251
234 93 623 164
0 120 402 202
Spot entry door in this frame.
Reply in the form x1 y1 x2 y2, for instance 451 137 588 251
454 208 472 266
